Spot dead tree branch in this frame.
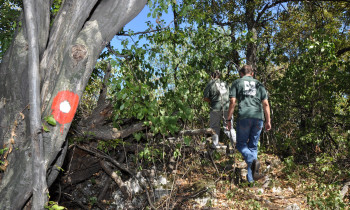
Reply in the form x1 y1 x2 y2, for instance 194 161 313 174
100 160 132 200
78 122 146 141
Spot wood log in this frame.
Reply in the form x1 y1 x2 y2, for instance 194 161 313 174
78 122 146 141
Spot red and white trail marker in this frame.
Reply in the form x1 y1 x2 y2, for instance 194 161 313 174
51 91 79 133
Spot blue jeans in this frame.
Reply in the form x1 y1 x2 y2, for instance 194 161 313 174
236 118 263 183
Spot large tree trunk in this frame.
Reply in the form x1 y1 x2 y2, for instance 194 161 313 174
0 1 147 209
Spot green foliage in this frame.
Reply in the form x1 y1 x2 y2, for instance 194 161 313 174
0 0 22 59
45 201 65 210
43 115 57 132
50 0 62 18
245 199 263 210
307 183 346 209
0 147 8 156
282 156 296 174
270 31 350 159
0 147 8 171
97 139 123 153
42 124 50 132
45 115 57 126
45 194 66 210
109 44 196 137
139 145 161 163
183 136 191 146
89 196 98 206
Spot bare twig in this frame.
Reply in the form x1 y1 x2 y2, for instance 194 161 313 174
208 150 220 177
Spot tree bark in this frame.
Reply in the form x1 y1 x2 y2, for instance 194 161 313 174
0 1 147 209
23 0 48 208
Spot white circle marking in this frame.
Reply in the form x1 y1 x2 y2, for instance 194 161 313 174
59 100 71 113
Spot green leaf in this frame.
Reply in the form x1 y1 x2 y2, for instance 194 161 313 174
52 204 65 210
42 124 50 132
45 116 56 126
184 136 191 146
133 133 142 141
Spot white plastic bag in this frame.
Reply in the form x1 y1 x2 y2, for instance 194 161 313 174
224 127 236 146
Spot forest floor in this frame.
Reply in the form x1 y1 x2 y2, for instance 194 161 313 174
156 144 350 210
53 137 350 209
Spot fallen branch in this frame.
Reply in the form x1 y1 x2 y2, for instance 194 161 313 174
182 187 209 201
340 181 350 200
100 160 132 200
172 187 209 209
78 122 146 141
179 128 215 136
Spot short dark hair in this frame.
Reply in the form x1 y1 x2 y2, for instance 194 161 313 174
239 65 253 75
211 70 221 79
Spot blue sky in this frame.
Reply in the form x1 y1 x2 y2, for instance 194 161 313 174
111 4 174 50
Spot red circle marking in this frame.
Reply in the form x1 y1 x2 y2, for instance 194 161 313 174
51 91 79 125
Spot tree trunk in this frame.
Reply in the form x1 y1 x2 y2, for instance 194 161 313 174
0 1 147 209
245 0 257 70
23 0 48 208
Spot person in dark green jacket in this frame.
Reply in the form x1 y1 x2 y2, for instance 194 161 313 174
226 65 271 183
204 70 235 149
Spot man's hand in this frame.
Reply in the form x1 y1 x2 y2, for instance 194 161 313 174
226 120 231 130
265 121 271 131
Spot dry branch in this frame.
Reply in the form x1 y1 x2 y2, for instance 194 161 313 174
179 128 215 136
340 181 350 200
78 122 146 141
100 160 132 200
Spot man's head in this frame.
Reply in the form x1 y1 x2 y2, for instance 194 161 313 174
239 65 254 77
211 70 221 79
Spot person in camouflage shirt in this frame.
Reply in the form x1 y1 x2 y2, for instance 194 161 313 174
226 65 271 184
204 70 234 149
